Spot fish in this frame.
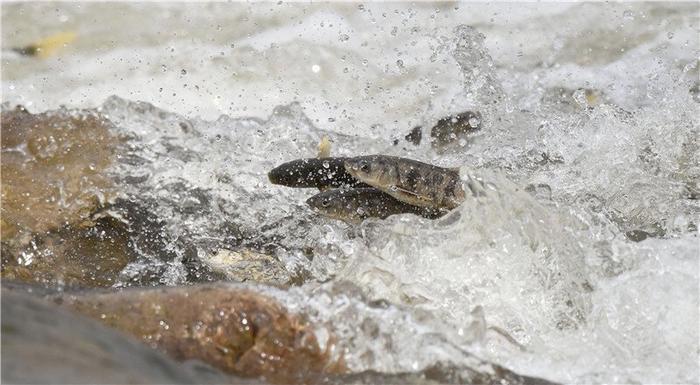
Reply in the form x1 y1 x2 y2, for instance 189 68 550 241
268 157 370 189
306 187 445 224
344 155 465 210
8 31 77 58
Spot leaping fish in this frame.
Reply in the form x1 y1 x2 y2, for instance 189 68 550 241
344 155 466 210
306 187 445 224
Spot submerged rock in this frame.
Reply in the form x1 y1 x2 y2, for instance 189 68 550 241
56 283 346 384
0 106 135 288
1 287 244 384
1 105 119 242
320 362 560 385
429 111 482 149
2 214 138 288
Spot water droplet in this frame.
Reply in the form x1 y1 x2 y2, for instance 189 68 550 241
322 160 330 169
181 69 187 75
311 64 321 73
390 185 398 192
390 26 398 36
623 10 634 20
667 31 674 39
161 65 168 72
396 59 404 69
339 34 349 42
362 59 368 66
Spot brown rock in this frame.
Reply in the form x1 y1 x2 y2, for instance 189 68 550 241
58 284 346 384
1 105 119 242
1 106 132 288
1 214 138 288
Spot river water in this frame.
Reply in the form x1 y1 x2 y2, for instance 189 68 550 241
2 2 699 384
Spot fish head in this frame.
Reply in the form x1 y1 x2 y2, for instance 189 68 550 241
306 190 362 224
344 156 397 188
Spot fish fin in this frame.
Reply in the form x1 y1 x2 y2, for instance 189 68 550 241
24 31 77 58
316 135 332 191
317 135 331 158
391 185 431 203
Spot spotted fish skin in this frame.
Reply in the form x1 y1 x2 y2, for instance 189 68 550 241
268 157 370 189
306 188 444 224
344 155 465 210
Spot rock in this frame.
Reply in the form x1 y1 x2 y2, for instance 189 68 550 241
1 214 137 288
0 105 119 243
0 106 136 288
320 362 560 385
1 286 248 384
429 111 481 149
200 249 292 286
57 284 346 384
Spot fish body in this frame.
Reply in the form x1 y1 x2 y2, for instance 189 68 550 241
268 157 370 189
306 188 443 224
344 155 465 210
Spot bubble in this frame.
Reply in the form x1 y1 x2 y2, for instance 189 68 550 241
322 160 330 169
311 64 321 73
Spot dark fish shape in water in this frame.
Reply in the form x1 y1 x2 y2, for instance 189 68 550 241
344 155 465 210
268 157 370 189
306 187 445 224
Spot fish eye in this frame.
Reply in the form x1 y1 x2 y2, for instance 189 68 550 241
321 199 331 207
360 162 370 173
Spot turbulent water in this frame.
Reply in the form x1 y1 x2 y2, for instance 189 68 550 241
2 2 699 384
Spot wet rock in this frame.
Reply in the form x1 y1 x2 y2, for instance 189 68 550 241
429 111 481 149
405 125 423 145
200 248 292 286
1 105 119 243
0 106 136 288
1 287 245 384
57 284 346 384
1 214 137 288
320 362 560 385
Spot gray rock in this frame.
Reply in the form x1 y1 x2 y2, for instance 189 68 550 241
1 287 259 384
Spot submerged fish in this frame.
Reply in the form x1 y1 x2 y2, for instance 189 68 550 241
344 155 465 210
268 157 370 189
306 187 444 224
8 31 77 58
